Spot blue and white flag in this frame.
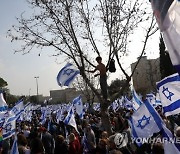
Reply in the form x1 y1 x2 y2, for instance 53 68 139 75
155 92 162 106
10 99 24 118
93 103 100 111
72 95 84 119
146 93 156 107
151 0 180 74
10 135 19 154
0 92 8 112
112 99 120 112
57 63 80 87
129 99 163 145
63 107 78 132
162 124 180 154
124 96 133 110
3 115 16 140
156 73 180 116
131 89 143 110
56 108 64 122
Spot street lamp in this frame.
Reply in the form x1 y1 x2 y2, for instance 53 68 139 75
29 88 31 97
34 76 39 102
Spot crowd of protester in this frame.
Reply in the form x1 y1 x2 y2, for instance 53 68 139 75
1 103 180 154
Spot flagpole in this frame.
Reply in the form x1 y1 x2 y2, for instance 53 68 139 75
34 76 39 103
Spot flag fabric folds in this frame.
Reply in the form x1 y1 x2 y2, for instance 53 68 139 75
3 115 16 140
129 99 163 145
124 96 133 110
57 63 80 87
10 99 24 118
72 95 84 119
156 73 180 116
10 135 19 154
131 89 143 110
146 93 156 107
63 107 78 132
162 124 180 154
151 0 180 74
0 92 8 112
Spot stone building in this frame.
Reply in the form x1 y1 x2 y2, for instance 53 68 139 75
131 56 161 96
50 88 99 104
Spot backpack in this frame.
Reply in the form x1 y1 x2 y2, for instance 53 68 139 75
109 59 116 72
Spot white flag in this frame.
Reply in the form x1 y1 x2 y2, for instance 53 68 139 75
151 0 180 74
0 92 8 112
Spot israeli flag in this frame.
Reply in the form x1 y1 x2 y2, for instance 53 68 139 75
146 93 156 107
93 103 100 111
40 109 47 125
129 99 163 145
155 92 162 106
10 135 19 154
10 99 24 118
3 115 16 140
156 73 180 116
112 99 120 112
63 107 78 132
72 95 84 119
0 92 8 112
124 96 133 110
56 108 64 122
57 63 80 87
131 89 143 110
162 124 180 154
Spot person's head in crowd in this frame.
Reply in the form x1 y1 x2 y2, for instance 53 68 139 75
89 118 94 125
69 133 76 143
101 131 108 139
98 138 108 149
17 134 28 146
175 126 180 137
56 135 65 144
38 126 47 133
151 143 164 154
96 139 108 154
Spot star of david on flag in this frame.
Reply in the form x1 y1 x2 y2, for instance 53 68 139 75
137 115 151 129
129 99 163 146
156 73 180 116
57 63 80 87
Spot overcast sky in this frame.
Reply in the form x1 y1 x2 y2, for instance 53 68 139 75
0 0 160 97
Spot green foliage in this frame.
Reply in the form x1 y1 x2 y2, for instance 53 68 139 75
0 77 8 88
159 35 176 79
29 95 38 103
108 78 130 101
6 94 19 106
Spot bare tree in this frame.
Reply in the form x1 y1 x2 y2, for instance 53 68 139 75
8 0 158 134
